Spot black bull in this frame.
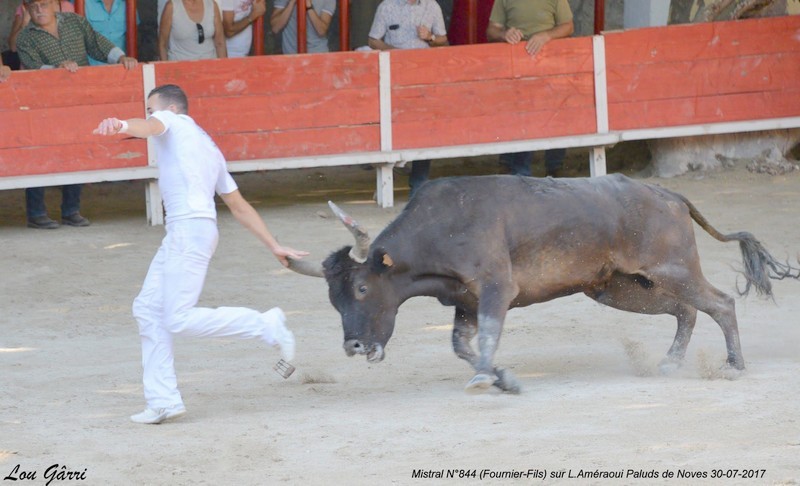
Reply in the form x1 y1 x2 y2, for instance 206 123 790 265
288 174 799 393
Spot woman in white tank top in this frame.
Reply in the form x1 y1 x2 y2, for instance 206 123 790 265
159 0 227 60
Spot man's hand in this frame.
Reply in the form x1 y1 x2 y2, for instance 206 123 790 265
250 0 266 20
58 60 79 72
118 56 138 70
503 27 524 44
272 245 310 268
93 117 125 136
525 32 551 56
0 65 10 83
417 25 432 42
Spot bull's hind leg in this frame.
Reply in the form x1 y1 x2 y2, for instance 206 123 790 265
586 273 699 374
452 307 520 394
650 267 745 372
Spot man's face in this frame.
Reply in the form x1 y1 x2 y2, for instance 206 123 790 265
25 0 56 27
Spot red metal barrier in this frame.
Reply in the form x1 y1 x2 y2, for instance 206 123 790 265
466 0 477 44
253 17 264 55
297 1 307 53
126 0 137 58
594 0 605 34
339 0 349 51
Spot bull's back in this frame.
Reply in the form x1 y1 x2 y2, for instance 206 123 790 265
388 174 695 301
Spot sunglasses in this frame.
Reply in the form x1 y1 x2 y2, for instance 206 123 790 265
196 23 205 44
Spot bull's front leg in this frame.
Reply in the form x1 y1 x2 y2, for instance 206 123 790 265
464 282 517 394
452 307 479 366
453 307 520 394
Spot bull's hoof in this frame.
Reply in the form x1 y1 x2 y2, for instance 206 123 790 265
720 363 745 381
464 373 495 394
493 368 521 394
658 357 683 375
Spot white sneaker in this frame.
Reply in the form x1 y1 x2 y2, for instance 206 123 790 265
130 404 186 424
263 308 295 361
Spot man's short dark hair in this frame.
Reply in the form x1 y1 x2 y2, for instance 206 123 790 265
148 84 189 114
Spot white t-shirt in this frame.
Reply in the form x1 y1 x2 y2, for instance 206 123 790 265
150 110 238 223
221 0 253 57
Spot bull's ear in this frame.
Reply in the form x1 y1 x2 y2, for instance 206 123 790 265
371 248 394 274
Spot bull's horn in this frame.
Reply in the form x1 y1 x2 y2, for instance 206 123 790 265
286 257 325 278
328 201 370 263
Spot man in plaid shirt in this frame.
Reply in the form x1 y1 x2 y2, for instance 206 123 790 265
16 0 137 229
17 0 137 71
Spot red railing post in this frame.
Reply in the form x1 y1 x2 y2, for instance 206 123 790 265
126 0 137 58
466 0 477 44
253 16 264 55
594 0 605 34
297 2 307 53
339 0 349 51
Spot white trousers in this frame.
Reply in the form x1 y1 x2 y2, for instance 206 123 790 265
132 218 285 409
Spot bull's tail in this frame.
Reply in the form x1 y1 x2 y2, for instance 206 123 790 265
677 193 800 297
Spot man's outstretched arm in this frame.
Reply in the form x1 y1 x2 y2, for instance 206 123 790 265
93 117 165 139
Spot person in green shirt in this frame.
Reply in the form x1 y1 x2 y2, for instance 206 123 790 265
487 0 574 178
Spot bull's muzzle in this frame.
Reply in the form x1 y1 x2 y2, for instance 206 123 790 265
344 339 385 363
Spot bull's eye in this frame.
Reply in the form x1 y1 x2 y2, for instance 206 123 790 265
358 285 368 295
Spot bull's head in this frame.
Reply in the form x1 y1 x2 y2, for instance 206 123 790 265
287 202 402 363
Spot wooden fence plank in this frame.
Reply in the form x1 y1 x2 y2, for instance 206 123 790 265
1 102 143 149
391 43 514 86
0 66 143 111
607 51 800 103
154 52 379 97
216 126 381 160
511 36 595 78
609 88 800 130
192 89 379 134
604 15 800 66
0 139 148 177
392 73 595 124
393 106 596 149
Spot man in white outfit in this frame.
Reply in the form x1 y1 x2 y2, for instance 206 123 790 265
94 84 308 424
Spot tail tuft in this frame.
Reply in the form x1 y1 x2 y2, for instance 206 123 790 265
732 232 800 297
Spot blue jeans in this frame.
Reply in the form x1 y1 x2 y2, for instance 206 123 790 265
408 160 431 199
500 149 566 176
25 185 82 219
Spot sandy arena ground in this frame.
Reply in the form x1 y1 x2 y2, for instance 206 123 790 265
1 158 799 485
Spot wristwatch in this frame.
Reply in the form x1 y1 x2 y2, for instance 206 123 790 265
429 34 436 43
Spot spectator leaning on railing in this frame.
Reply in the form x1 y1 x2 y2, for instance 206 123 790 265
486 0 574 178
16 0 137 229
4 0 74 71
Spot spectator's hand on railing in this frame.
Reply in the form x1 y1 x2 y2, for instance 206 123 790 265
93 117 126 136
525 32 551 57
503 27 524 45
58 60 79 72
118 56 138 70
0 65 11 82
